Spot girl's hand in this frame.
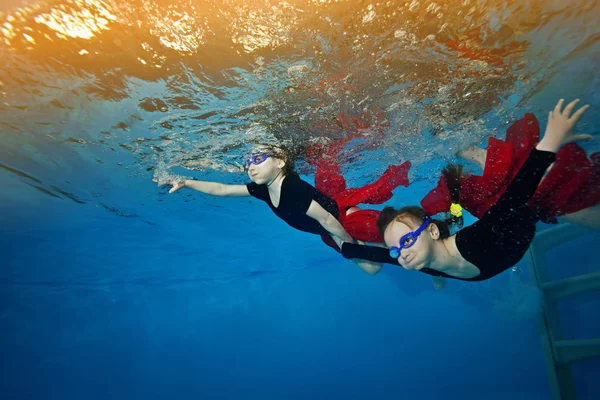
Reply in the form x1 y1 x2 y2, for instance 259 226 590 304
332 235 342 248
153 177 186 194
538 99 591 152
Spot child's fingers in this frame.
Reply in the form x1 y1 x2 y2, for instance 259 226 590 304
569 104 590 123
553 98 565 115
567 134 594 143
562 99 580 117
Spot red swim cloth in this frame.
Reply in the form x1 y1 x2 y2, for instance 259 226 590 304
529 144 600 222
311 139 410 250
421 113 600 223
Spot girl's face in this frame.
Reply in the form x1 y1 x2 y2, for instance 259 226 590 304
383 217 437 271
246 152 285 185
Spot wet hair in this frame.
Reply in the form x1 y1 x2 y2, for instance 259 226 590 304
441 163 468 228
377 205 451 240
260 144 298 177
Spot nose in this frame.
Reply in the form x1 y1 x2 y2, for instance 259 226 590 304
248 164 256 174
397 249 411 269
400 248 410 259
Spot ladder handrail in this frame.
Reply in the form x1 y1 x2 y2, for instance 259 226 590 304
527 223 599 400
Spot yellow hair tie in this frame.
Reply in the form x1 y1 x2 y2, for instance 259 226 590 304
450 203 463 218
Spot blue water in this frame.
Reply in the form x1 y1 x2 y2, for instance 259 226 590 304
3 164 599 399
1 1 600 399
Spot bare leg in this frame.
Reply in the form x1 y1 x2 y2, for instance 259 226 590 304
560 205 600 230
457 145 486 169
459 145 554 185
345 206 361 215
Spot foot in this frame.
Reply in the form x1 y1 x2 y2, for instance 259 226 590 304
457 145 486 169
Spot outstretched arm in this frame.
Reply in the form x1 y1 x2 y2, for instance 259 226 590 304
156 178 250 197
306 200 354 243
484 99 590 212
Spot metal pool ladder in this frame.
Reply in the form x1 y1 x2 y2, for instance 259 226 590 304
527 223 600 400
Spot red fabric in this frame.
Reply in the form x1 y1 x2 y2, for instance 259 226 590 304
460 113 540 218
421 174 452 216
306 110 403 251
339 209 383 241
321 208 384 252
313 143 411 249
420 113 600 223
530 144 600 222
320 162 411 208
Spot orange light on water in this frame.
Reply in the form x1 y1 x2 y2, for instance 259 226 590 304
33 0 116 40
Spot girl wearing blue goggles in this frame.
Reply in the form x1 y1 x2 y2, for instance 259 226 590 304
388 217 432 259
340 98 592 282
245 153 271 167
156 141 410 276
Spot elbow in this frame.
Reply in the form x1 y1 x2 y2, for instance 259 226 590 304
215 183 229 196
365 266 382 276
357 261 382 276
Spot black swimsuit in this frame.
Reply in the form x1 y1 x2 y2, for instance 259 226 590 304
247 173 339 236
341 148 556 281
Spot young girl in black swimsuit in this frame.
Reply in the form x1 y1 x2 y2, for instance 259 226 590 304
155 143 410 275
339 98 590 281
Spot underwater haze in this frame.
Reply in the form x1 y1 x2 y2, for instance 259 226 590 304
1 0 599 399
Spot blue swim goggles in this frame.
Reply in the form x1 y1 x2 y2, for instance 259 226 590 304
246 153 271 167
389 217 432 259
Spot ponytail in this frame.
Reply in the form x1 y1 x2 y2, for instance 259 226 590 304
441 164 467 228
